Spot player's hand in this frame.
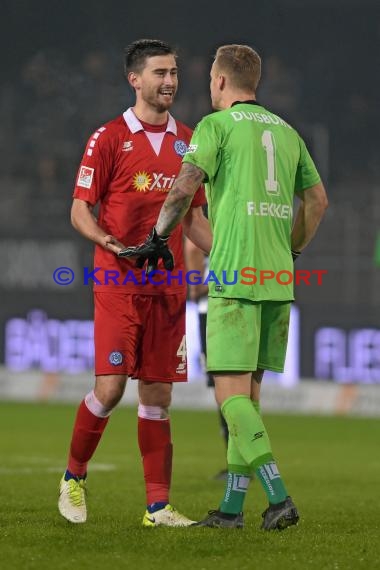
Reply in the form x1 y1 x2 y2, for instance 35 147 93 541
103 235 126 255
117 227 174 276
291 249 301 261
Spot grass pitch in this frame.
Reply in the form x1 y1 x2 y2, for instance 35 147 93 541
0 402 379 570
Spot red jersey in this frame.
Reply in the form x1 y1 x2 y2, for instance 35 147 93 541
73 108 206 295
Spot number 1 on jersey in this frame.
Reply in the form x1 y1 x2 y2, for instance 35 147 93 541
262 130 279 196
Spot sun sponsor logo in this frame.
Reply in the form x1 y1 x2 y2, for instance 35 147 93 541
132 171 152 192
132 171 176 192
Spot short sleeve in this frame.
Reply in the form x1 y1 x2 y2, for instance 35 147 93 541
294 136 321 192
73 129 114 205
182 116 221 183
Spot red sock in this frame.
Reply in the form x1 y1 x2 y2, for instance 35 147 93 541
67 400 109 477
138 417 172 505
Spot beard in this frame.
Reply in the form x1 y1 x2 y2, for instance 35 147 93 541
142 87 176 113
155 101 172 113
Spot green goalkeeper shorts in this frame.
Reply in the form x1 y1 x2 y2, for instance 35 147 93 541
206 297 291 373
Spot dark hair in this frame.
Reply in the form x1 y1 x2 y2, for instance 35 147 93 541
124 39 177 77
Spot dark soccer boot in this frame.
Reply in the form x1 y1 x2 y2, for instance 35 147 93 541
192 510 244 528
261 496 299 530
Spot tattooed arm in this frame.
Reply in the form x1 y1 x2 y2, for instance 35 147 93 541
182 206 212 255
117 163 208 274
156 163 205 236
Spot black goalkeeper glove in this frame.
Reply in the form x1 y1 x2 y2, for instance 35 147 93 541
291 249 301 262
117 227 174 276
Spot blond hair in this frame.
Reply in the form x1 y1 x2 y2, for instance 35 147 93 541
215 44 261 91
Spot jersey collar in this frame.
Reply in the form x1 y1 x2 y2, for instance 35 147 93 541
231 100 261 107
123 107 177 135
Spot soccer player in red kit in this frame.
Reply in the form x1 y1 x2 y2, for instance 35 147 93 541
58 39 212 526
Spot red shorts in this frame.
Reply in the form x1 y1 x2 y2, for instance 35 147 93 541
94 292 187 382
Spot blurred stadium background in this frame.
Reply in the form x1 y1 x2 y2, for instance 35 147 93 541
0 0 379 411
1 2 380 569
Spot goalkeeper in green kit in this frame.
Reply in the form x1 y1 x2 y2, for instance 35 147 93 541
119 44 328 530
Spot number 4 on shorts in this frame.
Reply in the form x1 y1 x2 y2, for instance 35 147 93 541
176 335 187 362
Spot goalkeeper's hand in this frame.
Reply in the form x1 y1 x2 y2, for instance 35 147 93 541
117 227 174 276
291 249 301 262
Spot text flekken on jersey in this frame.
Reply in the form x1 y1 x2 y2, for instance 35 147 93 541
247 201 292 219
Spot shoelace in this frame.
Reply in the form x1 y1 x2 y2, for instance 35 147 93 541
166 506 184 520
68 479 86 507
166 506 191 522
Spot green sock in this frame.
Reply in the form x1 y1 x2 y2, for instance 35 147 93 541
220 471 251 514
219 433 251 515
222 395 288 505
255 461 288 505
221 395 273 471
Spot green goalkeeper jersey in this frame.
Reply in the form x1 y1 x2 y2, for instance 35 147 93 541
183 101 321 301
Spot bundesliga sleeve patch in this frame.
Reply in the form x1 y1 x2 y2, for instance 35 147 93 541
77 166 94 189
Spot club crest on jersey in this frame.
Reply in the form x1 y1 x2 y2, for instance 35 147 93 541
109 351 123 365
77 166 94 189
174 140 188 157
